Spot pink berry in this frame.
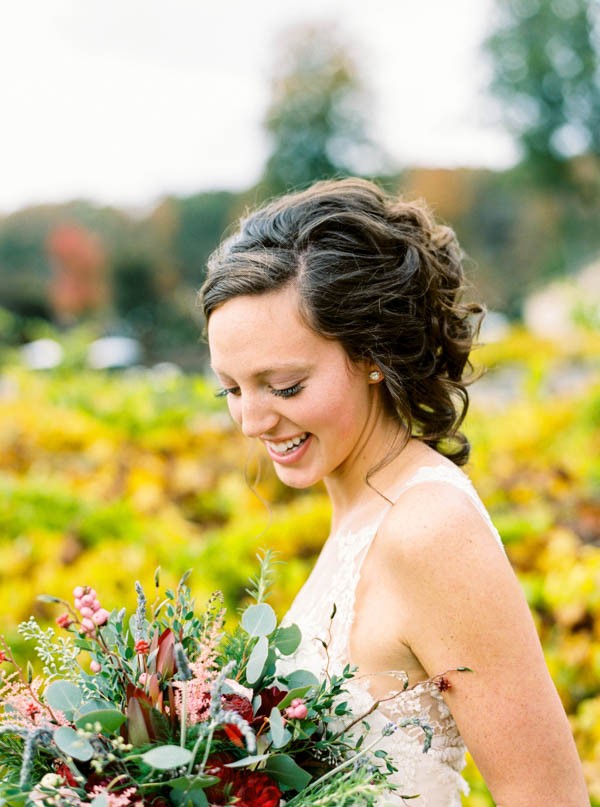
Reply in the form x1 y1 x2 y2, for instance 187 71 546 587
81 594 95 607
73 586 85 599
79 606 94 618
91 601 101 612
92 608 110 626
90 660 102 673
285 698 308 720
74 598 83 610
81 617 96 633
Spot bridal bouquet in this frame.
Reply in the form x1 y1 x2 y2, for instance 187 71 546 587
0 555 432 807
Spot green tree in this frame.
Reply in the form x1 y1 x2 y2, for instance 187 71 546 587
261 23 383 195
170 191 239 287
485 0 600 187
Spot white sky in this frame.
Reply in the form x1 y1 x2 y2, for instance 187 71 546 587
0 0 516 215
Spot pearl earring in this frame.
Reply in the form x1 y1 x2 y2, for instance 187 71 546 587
369 370 383 382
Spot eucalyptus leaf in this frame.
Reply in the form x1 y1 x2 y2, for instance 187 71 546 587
241 603 277 637
273 623 302 655
246 635 268 685
90 796 109 807
169 774 220 789
283 669 319 690
169 787 208 807
264 754 312 791
277 685 314 711
53 726 94 762
74 708 126 734
78 699 112 715
224 753 271 768
141 744 193 769
45 680 82 718
269 707 291 748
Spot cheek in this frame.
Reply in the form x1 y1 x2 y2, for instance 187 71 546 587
312 386 368 438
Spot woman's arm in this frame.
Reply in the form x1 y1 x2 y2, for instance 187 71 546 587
378 482 590 807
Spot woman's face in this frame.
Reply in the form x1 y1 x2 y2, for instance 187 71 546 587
207 284 382 490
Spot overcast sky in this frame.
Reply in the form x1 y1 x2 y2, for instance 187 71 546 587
0 0 516 214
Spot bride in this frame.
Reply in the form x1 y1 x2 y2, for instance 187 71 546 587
200 178 588 805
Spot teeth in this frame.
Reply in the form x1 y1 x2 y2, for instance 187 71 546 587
269 433 308 454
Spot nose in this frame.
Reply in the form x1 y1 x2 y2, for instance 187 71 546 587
237 391 280 439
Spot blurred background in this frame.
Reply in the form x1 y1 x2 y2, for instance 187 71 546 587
1 0 599 802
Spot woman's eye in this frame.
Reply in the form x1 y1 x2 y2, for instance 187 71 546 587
215 383 305 399
215 386 240 398
271 383 305 399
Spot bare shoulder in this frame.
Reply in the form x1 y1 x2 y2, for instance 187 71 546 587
376 477 507 576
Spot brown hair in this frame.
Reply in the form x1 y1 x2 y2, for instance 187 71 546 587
200 177 484 466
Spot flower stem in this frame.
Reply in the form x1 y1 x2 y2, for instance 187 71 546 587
180 684 188 748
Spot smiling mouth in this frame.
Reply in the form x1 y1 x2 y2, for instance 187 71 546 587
266 432 310 455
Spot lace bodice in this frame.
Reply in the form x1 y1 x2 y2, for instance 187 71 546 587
278 465 505 806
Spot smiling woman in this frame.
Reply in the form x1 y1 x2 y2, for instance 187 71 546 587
199 178 588 806
208 284 383 496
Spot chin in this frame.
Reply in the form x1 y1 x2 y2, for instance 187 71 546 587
273 466 321 490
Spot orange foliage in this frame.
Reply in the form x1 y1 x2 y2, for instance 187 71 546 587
47 224 108 321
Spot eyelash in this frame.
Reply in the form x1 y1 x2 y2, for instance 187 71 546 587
215 383 305 399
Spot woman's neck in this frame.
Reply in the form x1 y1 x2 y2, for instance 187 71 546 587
324 414 438 534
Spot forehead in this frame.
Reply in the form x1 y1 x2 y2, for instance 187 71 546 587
207 286 337 378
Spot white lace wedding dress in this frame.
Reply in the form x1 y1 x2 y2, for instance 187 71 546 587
278 465 505 806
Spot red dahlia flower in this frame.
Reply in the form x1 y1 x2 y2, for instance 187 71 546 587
234 771 282 807
222 693 254 722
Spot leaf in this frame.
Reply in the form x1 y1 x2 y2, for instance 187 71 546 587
169 774 220 789
277 685 314 711
169 787 208 807
246 635 268 685
53 726 94 762
45 680 83 718
224 753 271 768
125 696 169 747
74 708 126 734
241 603 277 637
273 623 301 655
141 744 193 769
283 669 319 690
78 698 112 714
90 796 110 807
155 628 175 678
269 707 291 748
263 754 311 792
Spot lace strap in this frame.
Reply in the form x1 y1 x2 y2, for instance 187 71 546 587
393 465 504 550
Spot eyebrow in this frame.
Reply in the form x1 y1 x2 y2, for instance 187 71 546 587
210 362 313 381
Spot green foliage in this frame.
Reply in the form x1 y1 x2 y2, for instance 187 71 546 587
485 0 600 188
261 24 383 195
0 331 598 800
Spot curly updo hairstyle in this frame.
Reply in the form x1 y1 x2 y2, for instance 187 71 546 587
200 178 484 466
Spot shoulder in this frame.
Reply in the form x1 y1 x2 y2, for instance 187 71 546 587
377 474 505 572
373 476 518 644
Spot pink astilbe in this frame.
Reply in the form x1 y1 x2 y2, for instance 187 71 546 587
174 597 224 726
173 647 218 725
0 673 67 727
88 786 143 807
